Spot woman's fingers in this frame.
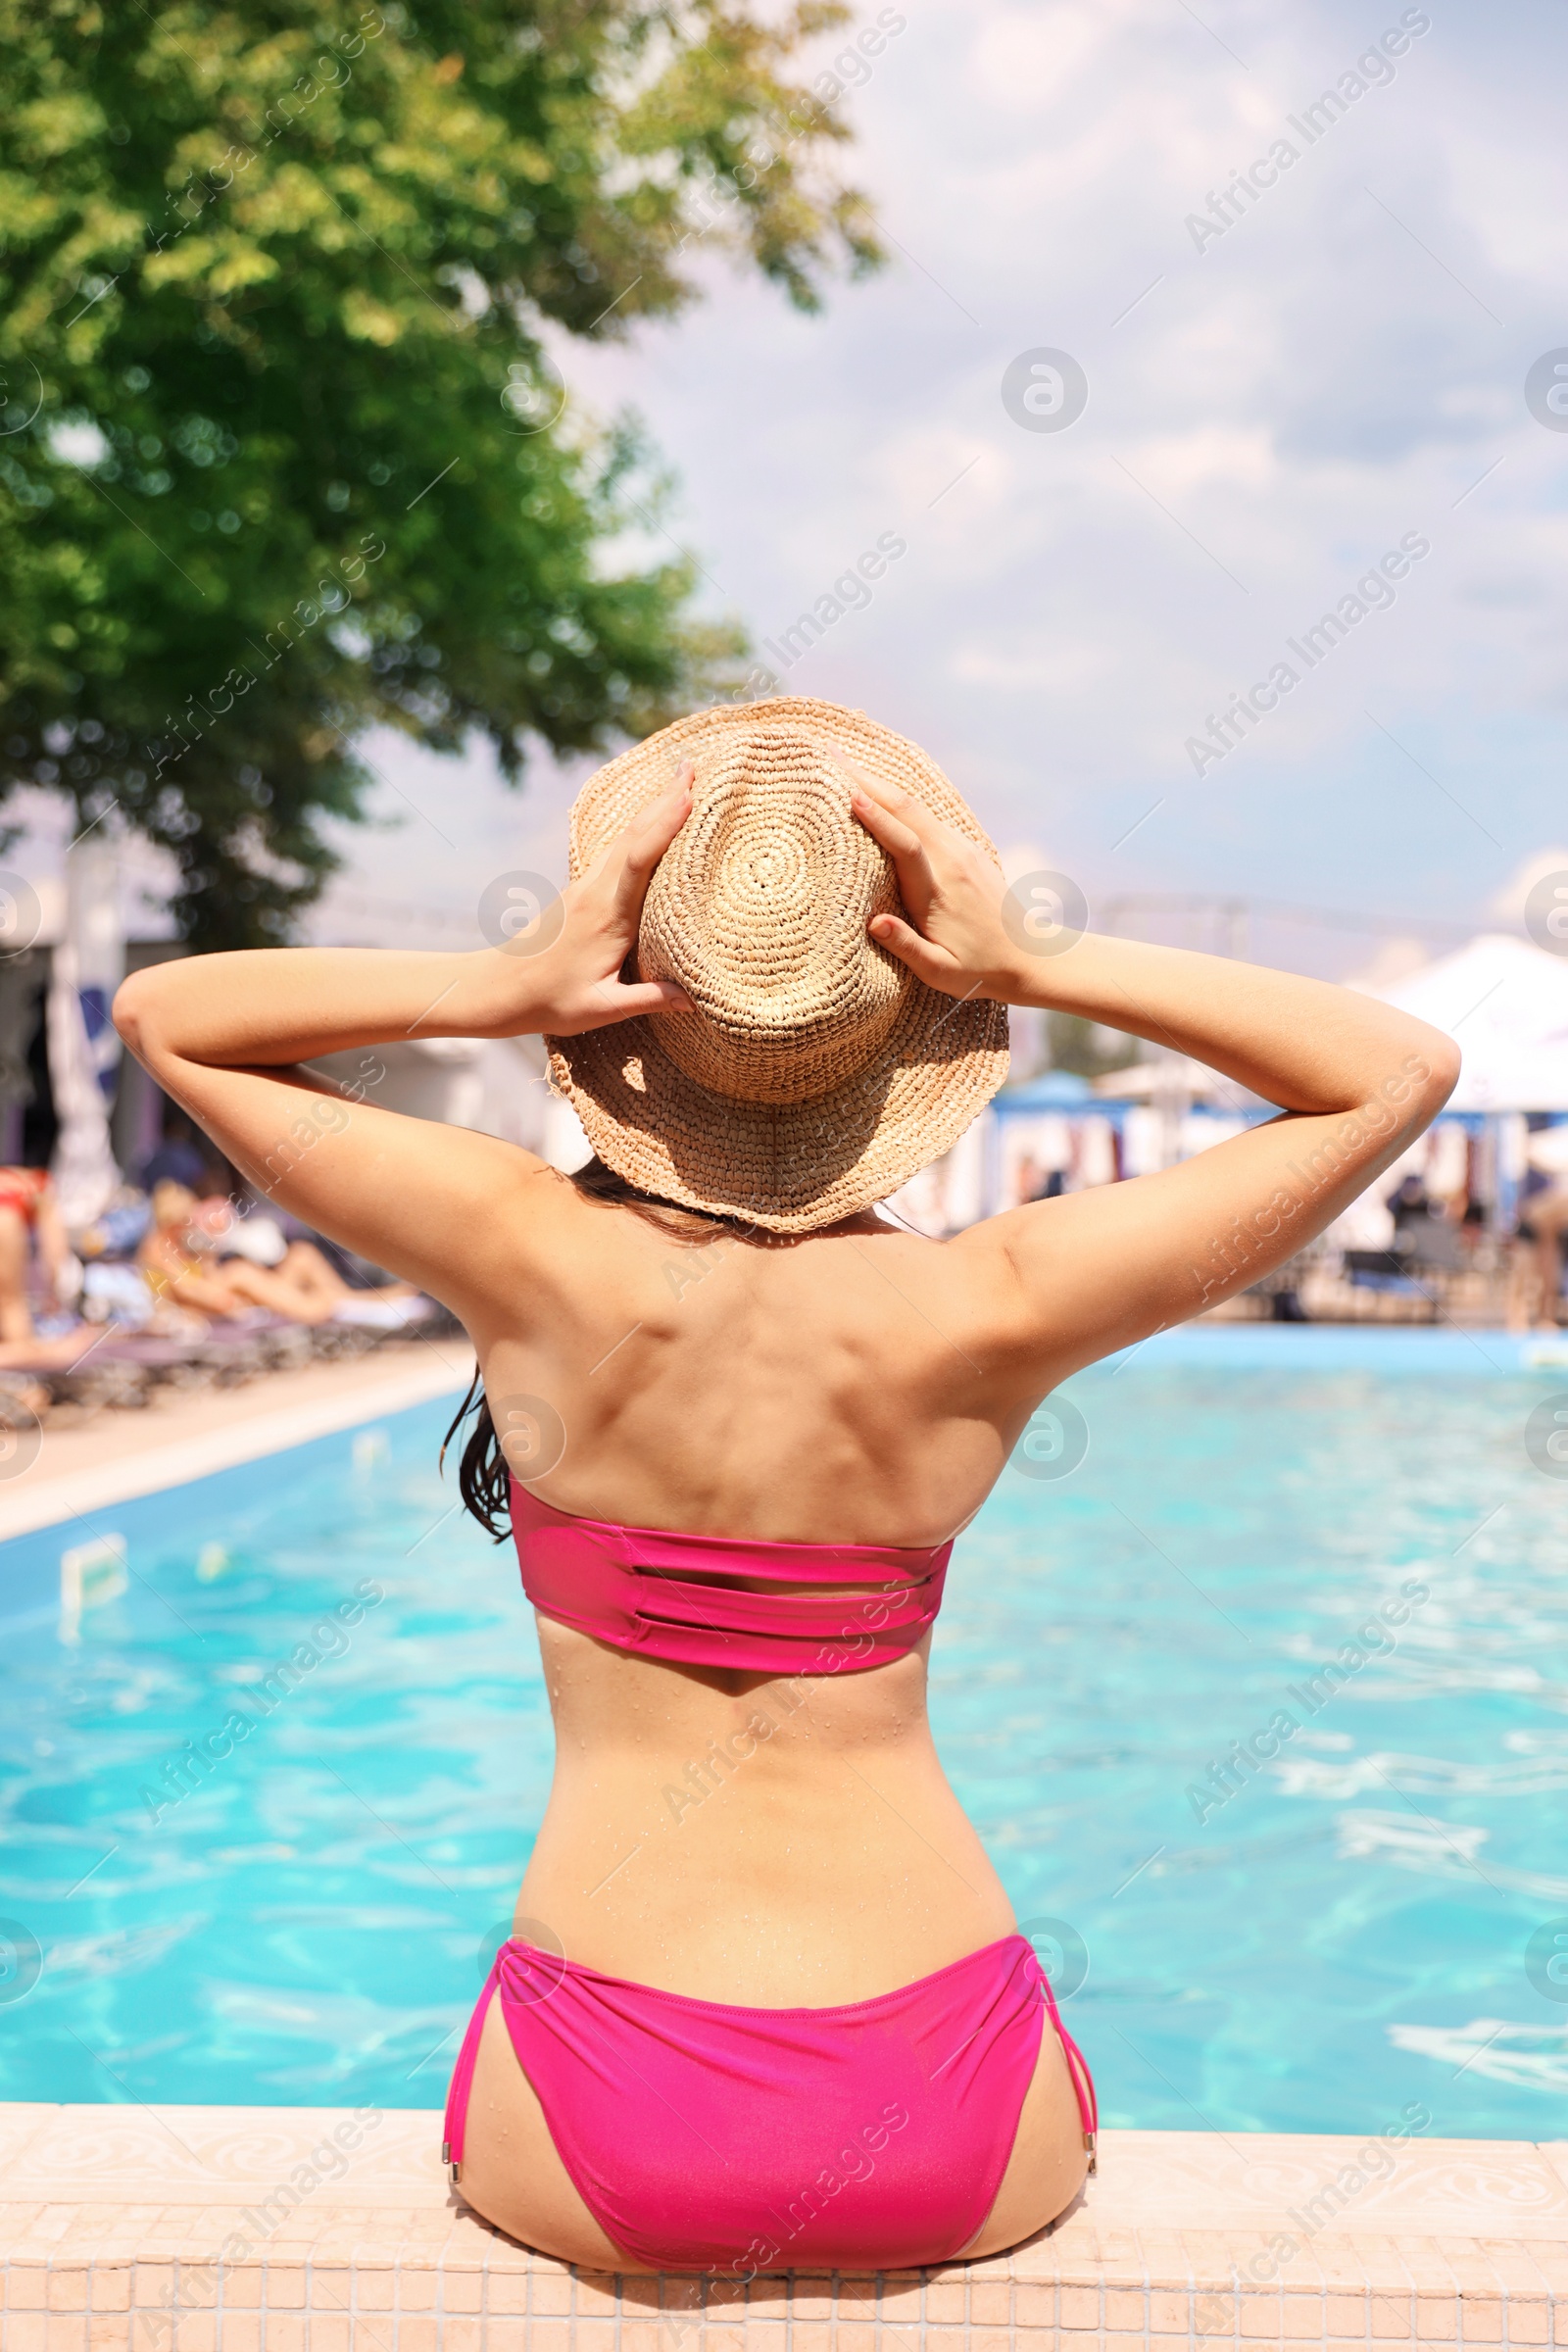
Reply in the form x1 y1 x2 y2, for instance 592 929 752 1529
867 911 966 992
586 977 695 1026
848 784 923 859
581 768 691 886
574 773 692 940
537 771 694 1026
609 773 692 890
552 976 695 1035
827 748 943 848
850 788 938 924
610 978 695 1016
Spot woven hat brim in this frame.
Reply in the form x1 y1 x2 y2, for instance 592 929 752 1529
547 990 1007 1233
546 697 1010 1231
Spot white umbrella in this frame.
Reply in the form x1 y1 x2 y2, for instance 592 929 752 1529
48 839 123 1226
1361 932 1568 1112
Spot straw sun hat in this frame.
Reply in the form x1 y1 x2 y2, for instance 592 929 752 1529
545 697 1009 1233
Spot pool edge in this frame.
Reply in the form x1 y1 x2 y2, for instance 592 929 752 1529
0 1351 474 1545
3 2103 1564 2347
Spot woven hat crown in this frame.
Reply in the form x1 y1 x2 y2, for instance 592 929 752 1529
634 729 906 1105
552 698 1009 1233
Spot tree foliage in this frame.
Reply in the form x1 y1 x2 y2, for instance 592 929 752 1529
0 0 881 945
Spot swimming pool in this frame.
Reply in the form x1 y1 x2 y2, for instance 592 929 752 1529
2 1326 1565 2136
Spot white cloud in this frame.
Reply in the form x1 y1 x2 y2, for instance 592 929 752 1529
1488 846 1568 926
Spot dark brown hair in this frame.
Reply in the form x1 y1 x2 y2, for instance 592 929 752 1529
439 1156 766 1539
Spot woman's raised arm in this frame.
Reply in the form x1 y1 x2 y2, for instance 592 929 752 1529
110 779 694 1311
113 776 694 1070
848 764 1460 1381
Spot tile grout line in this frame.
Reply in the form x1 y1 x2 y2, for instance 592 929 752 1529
8 2219 1563 2346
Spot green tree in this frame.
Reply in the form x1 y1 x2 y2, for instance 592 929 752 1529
0 0 883 947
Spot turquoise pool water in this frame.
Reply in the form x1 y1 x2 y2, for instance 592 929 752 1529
2 1327 1566 2134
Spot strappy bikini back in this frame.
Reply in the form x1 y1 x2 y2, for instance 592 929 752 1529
510 1481 952 1675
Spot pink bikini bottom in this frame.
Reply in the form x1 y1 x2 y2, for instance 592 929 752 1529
443 1934 1097 2275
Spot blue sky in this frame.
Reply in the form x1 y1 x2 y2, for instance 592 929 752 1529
301 0 1568 985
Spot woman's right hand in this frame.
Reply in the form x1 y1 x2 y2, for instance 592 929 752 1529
841 759 1028 1004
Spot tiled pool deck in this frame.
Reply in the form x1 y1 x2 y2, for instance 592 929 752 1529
1 2105 1562 2350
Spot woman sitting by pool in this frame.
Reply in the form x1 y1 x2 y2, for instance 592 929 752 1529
113 700 1456 2278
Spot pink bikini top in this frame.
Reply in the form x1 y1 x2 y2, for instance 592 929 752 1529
510 1481 952 1676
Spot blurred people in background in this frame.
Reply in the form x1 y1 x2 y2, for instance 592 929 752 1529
74 1189 153 1263
1389 1172 1433 1234
1510 1126 1568 1330
0 1162 97 1367
138 1181 364 1325
138 1113 212 1194
1012 1154 1064 1205
138 1110 242 1203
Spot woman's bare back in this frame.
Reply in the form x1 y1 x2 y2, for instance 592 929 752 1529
478 1167 1031 1544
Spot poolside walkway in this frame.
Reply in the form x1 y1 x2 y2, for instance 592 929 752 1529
1 2103 1563 2349
0 1338 475 1544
